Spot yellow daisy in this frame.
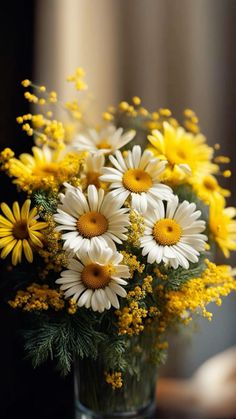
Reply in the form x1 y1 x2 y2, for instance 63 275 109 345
209 196 236 257
7 146 85 192
190 174 230 205
148 122 218 182
0 199 47 265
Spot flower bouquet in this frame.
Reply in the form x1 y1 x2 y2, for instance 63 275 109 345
1 68 236 419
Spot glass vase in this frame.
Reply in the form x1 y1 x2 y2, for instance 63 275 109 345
74 332 158 419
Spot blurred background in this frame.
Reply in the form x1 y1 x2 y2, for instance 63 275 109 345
1 0 236 418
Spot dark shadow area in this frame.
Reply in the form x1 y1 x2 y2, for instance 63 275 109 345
0 2 73 418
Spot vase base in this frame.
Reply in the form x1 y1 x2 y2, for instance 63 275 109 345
75 401 156 419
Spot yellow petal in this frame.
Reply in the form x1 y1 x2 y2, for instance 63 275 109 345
20 153 35 167
23 239 33 263
32 147 45 164
28 207 37 222
29 231 43 248
30 230 43 238
148 130 165 154
1 239 17 259
13 202 21 221
30 222 47 231
21 199 31 221
11 159 32 174
0 215 13 227
0 225 12 237
11 240 22 265
0 236 15 248
1 203 16 223
0 229 12 237
17 240 22 262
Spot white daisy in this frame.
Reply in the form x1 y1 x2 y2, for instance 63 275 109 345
81 152 105 189
140 195 207 269
53 184 129 254
56 246 130 312
100 145 173 213
72 125 136 154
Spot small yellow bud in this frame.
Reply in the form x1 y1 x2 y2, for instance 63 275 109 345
119 101 129 111
22 123 31 131
27 129 34 136
102 112 114 121
75 67 86 77
0 148 14 160
139 107 149 116
159 108 172 117
191 116 199 124
16 116 23 124
22 114 32 121
38 98 46 105
223 170 231 178
184 108 195 117
21 79 31 87
128 105 134 113
152 112 159 121
66 75 75 82
214 156 230 164
75 80 88 91
132 96 141 105
39 86 46 92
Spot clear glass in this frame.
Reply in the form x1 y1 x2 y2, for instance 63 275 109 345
74 332 158 419
75 401 156 419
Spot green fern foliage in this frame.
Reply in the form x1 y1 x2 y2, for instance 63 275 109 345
32 190 58 215
23 311 106 376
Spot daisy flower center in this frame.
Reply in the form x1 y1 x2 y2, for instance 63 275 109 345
123 169 153 193
86 171 101 188
176 149 187 160
12 222 29 239
77 211 108 238
81 263 111 289
33 163 59 177
167 148 189 166
210 219 226 238
203 176 217 191
97 139 111 150
153 218 182 246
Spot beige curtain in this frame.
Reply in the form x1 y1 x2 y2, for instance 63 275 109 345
35 0 234 146
35 0 122 122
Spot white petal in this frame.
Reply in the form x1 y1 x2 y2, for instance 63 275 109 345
105 286 120 309
87 185 98 211
78 289 93 308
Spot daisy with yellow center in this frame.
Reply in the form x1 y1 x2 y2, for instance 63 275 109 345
56 246 130 312
148 122 218 180
72 125 136 154
7 146 84 192
81 153 105 189
54 184 130 254
100 145 173 213
190 174 230 205
140 195 207 269
209 196 236 258
0 199 47 265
